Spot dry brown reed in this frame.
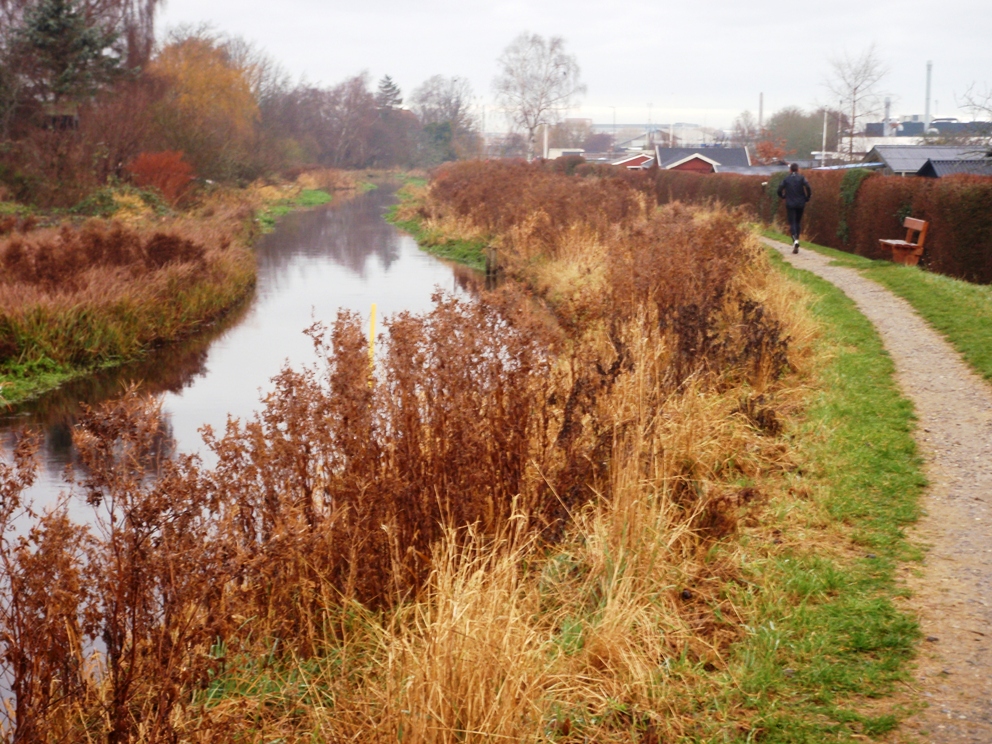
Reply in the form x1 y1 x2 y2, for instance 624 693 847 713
0 162 818 742
0 209 255 373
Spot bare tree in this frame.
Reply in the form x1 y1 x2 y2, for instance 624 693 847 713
548 118 591 148
731 110 758 149
960 83 992 154
493 32 585 159
825 43 888 158
225 35 290 107
411 74 480 162
411 74 474 131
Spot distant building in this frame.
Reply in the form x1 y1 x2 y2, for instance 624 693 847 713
867 118 992 138
611 153 655 169
863 145 985 176
654 146 750 173
917 158 992 178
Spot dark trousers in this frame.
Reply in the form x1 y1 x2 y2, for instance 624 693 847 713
787 206 805 240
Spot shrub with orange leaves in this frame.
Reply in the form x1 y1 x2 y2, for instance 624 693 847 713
127 151 195 205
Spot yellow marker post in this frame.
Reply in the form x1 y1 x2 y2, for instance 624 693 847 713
368 303 377 371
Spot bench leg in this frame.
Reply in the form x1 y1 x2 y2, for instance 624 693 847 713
891 246 922 266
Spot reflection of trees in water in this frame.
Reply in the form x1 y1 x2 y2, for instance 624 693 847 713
0 295 250 479
256 186 403 278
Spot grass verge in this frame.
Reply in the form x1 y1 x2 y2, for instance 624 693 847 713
385 182 489 272
719 248 925 742
764 228 992 382
256 188 334 231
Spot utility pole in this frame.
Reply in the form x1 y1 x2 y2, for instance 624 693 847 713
821 108 828 167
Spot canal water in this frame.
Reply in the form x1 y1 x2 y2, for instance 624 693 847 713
0 184 473 511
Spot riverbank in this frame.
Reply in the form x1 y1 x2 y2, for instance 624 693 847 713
0 170 362 406
0 165 929 740
386 178 490 271
378 163 925 742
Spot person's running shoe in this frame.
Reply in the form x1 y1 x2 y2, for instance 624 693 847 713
793 240 799 254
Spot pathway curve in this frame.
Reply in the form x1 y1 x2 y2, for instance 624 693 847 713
762 238 992 743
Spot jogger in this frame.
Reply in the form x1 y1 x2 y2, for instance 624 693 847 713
777 163 812 254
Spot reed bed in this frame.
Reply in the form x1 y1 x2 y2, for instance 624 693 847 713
0 212 256 405
0 162 821 742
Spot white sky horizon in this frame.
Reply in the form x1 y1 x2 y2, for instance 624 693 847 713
157 0 991 132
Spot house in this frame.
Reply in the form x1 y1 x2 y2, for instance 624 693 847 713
862 145 984 176
917 157 992 178
654 146 750 173
611 153 655 170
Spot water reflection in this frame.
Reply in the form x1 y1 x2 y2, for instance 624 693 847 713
258 186 402 277
1 184 473 508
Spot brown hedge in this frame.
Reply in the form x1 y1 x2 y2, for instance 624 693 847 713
651 168 992 284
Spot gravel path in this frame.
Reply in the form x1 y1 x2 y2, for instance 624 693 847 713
762 238 992 743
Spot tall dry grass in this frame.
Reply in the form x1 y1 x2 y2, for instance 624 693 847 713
0 162 819 742
0 203 256 383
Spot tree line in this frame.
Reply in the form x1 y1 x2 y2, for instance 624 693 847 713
0 0 483 206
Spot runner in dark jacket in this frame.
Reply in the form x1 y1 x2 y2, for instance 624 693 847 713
777 163 812 253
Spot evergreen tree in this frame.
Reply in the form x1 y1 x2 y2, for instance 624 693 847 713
16 0 122 107
375 74 401 110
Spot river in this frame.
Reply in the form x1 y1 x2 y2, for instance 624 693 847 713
0 184 473 513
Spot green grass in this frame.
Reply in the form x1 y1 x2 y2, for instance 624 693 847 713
384 185 489 272
0 200 32 216
257 188 334 231
709 250 926 742
764 228 992 382
0 357 90 405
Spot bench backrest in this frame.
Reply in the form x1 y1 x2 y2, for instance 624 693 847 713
903 216 929 247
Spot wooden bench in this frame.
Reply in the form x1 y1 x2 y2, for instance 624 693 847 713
879 217 929 266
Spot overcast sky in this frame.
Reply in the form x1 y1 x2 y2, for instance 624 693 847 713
157 0 991 131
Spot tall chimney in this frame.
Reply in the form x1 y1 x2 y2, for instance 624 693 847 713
758 92 764 130
884 97 891 137
924 61 933 130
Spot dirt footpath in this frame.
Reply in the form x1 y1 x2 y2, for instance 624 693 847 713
763 238 992 743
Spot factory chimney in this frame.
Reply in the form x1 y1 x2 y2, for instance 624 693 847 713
884 97 891 137
924 60 933 131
